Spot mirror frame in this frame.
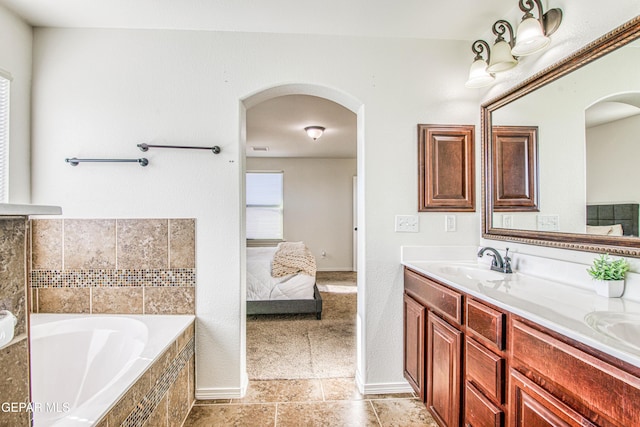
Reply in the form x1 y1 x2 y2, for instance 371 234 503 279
482 16 640 257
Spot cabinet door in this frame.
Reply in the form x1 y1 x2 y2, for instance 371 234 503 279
509 369 595 427
427 312 462 427
403 293 426 398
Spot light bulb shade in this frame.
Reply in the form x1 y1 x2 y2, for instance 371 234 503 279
487 40 518 73
304 126 325 140
512 16 550 56
465 59 495 88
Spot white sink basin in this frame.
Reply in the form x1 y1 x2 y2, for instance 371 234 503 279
584 311 640 351
432 263 510 282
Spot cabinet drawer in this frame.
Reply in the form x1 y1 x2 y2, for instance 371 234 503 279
511 319 640 426
404 268 462 325
465 337 504 403
466 298 505 351
465 382 504 427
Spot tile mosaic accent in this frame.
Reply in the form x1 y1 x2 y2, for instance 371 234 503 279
120 337 195 427
30 218 197 315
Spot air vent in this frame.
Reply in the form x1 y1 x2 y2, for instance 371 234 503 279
252 146 269 152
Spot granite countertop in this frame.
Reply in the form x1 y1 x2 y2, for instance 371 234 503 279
402 258 640 369
0 203 62 216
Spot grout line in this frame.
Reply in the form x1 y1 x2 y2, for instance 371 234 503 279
369 399 383 426
319 378 326 401
274 402 278 427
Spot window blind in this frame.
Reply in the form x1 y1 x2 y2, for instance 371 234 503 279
246 172 283 239
0 76 9 203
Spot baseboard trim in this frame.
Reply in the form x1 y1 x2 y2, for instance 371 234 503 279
316 267 355 272
359 380 414 395
196 384 246 400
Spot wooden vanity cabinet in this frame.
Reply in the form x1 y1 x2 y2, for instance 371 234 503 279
404 268 463 426
404 266 640 427
404 293 426 398
510 318 640 427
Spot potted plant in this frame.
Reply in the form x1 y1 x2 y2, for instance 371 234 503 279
587 254 630 297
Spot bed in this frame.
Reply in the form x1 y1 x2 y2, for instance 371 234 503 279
586 203 639 237
246 243 322 319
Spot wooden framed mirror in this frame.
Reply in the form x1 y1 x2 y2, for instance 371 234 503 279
482 16 640 257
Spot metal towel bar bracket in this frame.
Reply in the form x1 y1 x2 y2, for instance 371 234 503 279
137 143 221 154
65 157 149 167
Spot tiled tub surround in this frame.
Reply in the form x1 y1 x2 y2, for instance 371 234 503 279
0 218 31 426
401 245 640 369
30 219 195 314
31 313 195 426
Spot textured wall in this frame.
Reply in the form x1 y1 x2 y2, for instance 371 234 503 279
30 218 196 314
0 218 30 426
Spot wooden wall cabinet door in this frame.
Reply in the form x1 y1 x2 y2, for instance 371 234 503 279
427 312 462 427
492 126 539 211
403 293 426 399
418 124 475 212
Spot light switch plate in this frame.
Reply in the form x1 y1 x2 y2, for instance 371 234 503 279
395 215 419 232
445 215 456 232
503 215 513 228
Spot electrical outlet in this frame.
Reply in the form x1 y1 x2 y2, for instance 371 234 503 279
503 215 513 228
537 214 560 231
445 215 456 232
395 215 419 232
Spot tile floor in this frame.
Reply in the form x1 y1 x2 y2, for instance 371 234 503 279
183 378 438 426
183 272 438 426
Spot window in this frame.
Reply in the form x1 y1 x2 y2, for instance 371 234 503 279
0 74 8 203
246 171 283 240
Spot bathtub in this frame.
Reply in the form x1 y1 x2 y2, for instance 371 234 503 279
30 313 195 427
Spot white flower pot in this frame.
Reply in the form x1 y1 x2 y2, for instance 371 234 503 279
593 279 625 298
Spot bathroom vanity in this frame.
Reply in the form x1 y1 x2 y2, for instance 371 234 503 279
402 259 640 427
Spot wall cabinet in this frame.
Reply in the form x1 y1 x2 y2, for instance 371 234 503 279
403 266 640 427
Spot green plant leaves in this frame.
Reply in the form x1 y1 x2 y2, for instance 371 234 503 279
587 254 630 281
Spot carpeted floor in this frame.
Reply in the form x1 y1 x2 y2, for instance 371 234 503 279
246 272 357 380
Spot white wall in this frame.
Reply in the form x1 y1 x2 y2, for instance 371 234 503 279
29 28 480 396
587 114 640 204
0 6 31 203
247 157 356 271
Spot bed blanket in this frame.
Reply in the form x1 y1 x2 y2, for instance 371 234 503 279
271 241 317 278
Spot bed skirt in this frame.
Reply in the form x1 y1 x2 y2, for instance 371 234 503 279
247 284 323 320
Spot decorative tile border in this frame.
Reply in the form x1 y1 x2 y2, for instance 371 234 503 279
122 337 195 427
31 268 195 288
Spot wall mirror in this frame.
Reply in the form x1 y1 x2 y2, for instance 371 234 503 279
483 16 640 257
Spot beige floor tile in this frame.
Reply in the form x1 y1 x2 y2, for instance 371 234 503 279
183 403 276 427
321 377 363 401
371 398 438 427
276 400 379 427
232 379 324 403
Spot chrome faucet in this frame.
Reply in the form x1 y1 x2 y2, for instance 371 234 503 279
477 247 513 274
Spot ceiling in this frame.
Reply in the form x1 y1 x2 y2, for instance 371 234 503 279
246 95 356 158
0 0 512 40
0 0 517 158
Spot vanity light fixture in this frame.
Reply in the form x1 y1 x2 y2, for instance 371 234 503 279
465 40 495 89
304 126 325 141
511 0 563 57
487 20 518 73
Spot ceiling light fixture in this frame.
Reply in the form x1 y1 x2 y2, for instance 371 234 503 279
465 40 495 89
304 126 325 141
511 0 563 57
487 20 518 73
